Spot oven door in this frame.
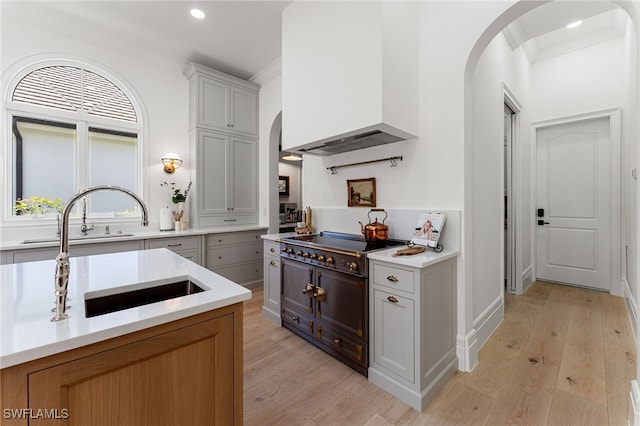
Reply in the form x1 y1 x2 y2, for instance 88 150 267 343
315 268 367 340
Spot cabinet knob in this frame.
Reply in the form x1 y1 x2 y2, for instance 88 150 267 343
270 260 276 266
387 296 399 304
386 275 399 283
334 337 342 346
270 247 276 252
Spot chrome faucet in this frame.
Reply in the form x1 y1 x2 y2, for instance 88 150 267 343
80 197 95 236
52 185 149 321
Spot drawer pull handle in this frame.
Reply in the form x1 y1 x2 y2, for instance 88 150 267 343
167 243 182 247
270 260 276 266
387 275 399 282
387 296 399 304
224 219 237 222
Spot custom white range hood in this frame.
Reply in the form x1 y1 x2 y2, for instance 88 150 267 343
281 1 420 156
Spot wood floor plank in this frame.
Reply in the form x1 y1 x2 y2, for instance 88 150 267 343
548 390 609 426
605 358 635 426
556 303 607 406
243 283 635 425
524 292 570 359
485 349 559 426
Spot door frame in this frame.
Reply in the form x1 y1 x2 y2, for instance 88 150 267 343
531 107 621 295
503 84 523 295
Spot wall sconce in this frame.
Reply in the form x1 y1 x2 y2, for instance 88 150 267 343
162 152 183 174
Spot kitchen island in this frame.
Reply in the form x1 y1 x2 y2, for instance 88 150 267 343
0 248 251 425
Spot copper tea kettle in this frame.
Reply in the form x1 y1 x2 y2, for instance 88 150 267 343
359 209 389 246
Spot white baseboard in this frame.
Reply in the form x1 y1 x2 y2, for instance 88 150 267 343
522 265 534 293
473 294 504 351
622 277 638 341
630 380 640 426
457 328 478 372
261 306 282 326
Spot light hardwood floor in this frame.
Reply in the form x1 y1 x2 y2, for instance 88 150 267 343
243 281 636 425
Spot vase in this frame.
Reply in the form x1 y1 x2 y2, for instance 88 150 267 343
173 202 185 222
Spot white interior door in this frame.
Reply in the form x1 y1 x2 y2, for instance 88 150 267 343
535 118 610 291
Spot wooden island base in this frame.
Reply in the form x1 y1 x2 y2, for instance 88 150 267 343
1 303 243 426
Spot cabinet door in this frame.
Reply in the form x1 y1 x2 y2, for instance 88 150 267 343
230 137 257 213
264 254 281 318
230 86 258 137
28 314 235 426
198 75 229 130
372 288 415 383
198 130 230 214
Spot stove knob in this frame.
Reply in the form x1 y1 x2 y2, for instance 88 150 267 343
286 248 293 255
310 253 318 260
295 250 303 257
326 257 335 265
318 255 326 262
281 247 287 253
348 262 359 272
302 252 310 258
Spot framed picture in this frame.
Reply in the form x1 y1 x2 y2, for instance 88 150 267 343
278 176 290 196
347 177 376 207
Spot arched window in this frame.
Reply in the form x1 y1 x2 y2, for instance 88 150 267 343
7 62 143 218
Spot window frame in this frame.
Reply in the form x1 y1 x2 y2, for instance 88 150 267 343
3 59 145 226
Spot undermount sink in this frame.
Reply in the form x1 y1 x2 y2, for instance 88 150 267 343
85 279 206 318
21 233 135 244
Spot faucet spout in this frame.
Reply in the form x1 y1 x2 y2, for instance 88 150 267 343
52 185 149 322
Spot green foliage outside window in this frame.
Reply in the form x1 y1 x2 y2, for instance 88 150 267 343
14 196 65 216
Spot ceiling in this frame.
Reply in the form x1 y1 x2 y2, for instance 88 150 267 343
503 2 628 62
1 0 292 81
1 1 629 80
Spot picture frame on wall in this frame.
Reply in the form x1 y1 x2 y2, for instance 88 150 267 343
278 176 290 196
347 177 376 207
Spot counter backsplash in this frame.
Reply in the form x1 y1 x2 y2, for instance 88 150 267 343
310 208 460 251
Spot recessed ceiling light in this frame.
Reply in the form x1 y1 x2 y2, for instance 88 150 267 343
566 20 582 29
190 8 206 20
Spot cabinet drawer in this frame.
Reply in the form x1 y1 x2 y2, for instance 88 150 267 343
210 260 262 284
206 242 263 267
264 240 280 256
206 230 265 247
281 305 314 336
316 323 366 369
372 263 416 294
199 214 257 227
146 236 200 251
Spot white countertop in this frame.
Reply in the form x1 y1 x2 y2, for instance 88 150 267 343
367 246 460 268
1 225 268 251
0 248 251 368
261 232 302 241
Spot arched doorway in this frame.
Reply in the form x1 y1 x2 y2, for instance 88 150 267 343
460 0 639 372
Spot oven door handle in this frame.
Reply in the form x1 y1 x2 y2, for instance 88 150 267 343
302 283 315 296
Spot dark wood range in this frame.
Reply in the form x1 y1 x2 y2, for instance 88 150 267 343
279 232 403 376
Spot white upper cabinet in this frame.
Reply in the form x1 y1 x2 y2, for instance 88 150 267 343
185 63 259 228
281 1 419 153
195 129 258 227
186 63 259 138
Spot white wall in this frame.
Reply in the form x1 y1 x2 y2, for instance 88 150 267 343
1 17 190 238
278 162 302 208
531 37 628 120
253 66 282 233
470 32 531 346
621 19 639 317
